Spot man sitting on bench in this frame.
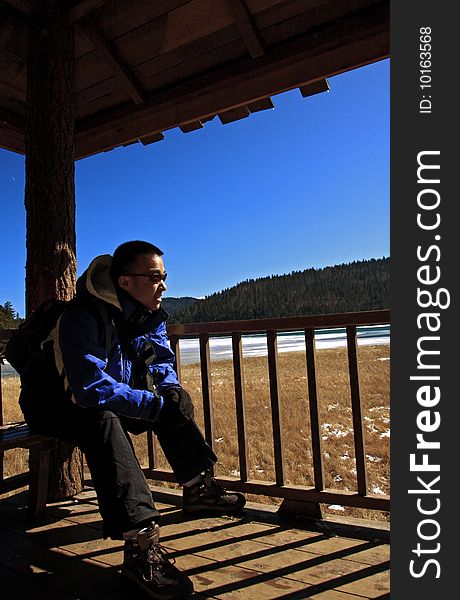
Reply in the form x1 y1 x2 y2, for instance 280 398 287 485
21 240 245 600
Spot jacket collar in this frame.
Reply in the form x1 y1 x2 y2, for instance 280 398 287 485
118 289 169 333
77 254 170 334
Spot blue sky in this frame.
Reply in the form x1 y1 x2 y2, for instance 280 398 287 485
0 59 389 316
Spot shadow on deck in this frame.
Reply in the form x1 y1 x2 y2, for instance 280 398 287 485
0 484 389 600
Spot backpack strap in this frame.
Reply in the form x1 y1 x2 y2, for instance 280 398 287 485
91 300 114 357
53 297 116 362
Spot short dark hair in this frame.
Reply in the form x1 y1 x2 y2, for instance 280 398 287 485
110 240 164 281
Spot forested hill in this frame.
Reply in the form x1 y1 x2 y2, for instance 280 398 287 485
161 296 197 316
0 302 23 351
171 257 389 323
0 301 22 329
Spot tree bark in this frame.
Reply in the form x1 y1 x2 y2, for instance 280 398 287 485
25 3 83 500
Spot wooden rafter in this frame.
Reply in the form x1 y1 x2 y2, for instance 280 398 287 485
74 2 389 158
0 9 12 45
0 104 24 152
0 1 390 157
247 97 274 113
67 0 111 24
218 105 250 124
179 121 204 133
0 4 10 27
0 105 24 130
225 0 264 58
1 0 38 15
139 132 164 145
78 16 146 105
0 124 23 152
299 79 330 97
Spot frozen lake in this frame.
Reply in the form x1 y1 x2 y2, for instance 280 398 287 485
1 325 390 376
177 325 390 365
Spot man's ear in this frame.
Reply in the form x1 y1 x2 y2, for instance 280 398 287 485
118 275 130 291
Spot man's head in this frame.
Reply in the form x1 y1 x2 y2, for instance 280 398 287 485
111 241 167 311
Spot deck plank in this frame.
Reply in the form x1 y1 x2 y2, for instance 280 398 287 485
0 486 389 599
0 564 77 600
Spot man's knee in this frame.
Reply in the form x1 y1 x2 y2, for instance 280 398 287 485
81 410 134 454
92 410 127 440
98 410 119 422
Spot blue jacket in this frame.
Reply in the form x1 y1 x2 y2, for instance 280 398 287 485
54 254 179 421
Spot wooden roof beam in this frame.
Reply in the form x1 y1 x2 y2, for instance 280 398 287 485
0 77 26 105
0 10 13 46
218 105 250 124
299 79 330 98
0 123 24 153
74 2 389 157
225 0 264 58
76 32 389 158
101 131 165 153
1 0 38 16
0 4 10 28
0 105 24 153
78 16 146 105
179 121 204 133
183 99 273 130
0 105 24 131
139 132 164 145
67 0 111 23
247 97 274 113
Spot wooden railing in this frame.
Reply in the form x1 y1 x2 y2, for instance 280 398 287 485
160 309 390 513
0 309 390 513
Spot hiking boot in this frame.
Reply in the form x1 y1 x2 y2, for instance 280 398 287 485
121 523 193 599
182 470 246 516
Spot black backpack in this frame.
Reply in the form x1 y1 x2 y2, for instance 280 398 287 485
2 298 113 422
3 298 112 376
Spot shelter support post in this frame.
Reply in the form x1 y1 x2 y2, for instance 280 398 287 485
24 3 83 500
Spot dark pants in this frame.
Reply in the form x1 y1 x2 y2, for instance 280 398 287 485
21 389 217 539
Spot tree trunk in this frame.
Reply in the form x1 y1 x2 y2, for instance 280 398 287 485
25 3 83 501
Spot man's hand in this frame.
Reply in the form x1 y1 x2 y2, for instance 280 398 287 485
157 386 194 426
163 386 194 419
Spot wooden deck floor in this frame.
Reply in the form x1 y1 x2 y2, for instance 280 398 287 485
0 486 390 599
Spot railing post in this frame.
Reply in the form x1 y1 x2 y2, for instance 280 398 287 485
147 430 155 470
199 333 215 451
0 366 3 426
169 334 182 382
280 329 324 520
305 328 325 491
266 330 285 486
347 325 368 496
0 365 4 483
232 332 248 481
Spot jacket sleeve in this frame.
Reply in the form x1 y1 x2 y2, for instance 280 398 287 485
146 320 180 392
57 307 163 421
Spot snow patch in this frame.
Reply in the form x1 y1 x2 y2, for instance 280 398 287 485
321 423 350 438
366 455 382 463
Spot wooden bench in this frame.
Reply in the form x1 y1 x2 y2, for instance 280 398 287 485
0 423 55 521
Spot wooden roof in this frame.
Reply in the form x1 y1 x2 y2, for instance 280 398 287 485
0 0 389 159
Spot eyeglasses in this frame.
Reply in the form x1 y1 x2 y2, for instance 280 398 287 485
123 272 168 283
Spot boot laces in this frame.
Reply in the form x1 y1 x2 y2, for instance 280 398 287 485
202 471 226 499
143 543 176 582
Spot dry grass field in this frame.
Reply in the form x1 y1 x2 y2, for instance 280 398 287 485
1 344 389 522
